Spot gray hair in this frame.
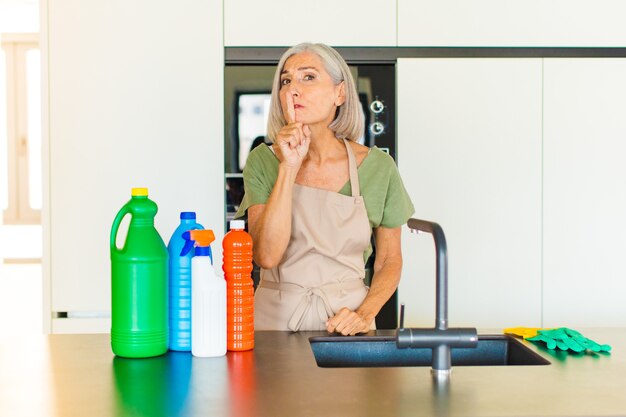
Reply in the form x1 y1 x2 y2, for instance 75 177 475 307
266 43 364 143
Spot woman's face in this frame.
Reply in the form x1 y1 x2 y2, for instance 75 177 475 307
279 52 345 127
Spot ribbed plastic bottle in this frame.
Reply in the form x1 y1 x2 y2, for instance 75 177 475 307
181 229 227 357
222 220 254 351
167 212 204 351
110 188 168 358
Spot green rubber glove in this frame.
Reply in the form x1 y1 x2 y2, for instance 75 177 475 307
527 328 611 353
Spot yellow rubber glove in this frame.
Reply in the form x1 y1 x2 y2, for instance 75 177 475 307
503 327 550 339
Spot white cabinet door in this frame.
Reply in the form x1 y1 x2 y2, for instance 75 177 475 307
224 0 396 47
44 0 225 332
397 58 542 328
398 0 626 47
543 58 626 327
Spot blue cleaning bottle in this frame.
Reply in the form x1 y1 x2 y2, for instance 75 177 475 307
167 212 204 351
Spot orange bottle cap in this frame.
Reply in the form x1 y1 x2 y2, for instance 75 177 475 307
189 229 216 247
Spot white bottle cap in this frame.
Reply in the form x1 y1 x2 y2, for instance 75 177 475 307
230 220 245 230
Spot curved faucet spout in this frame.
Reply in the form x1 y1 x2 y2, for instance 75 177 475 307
399 218 478 377
407 219 448 331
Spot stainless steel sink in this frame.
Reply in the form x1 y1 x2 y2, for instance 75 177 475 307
309 334 550 367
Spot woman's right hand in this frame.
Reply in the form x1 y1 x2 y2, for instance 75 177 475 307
275 92 310 169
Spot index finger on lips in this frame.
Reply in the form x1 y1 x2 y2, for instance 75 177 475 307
285 92 296 124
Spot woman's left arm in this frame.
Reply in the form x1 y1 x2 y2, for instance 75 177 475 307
326 226 403 335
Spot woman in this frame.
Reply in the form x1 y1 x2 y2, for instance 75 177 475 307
235 43 414 335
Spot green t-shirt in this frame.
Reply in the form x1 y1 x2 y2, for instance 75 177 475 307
235 144 415 262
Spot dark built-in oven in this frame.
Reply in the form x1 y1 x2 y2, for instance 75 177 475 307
224 50 398 328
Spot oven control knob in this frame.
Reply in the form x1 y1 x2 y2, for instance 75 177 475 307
370 100 385 114
370 122 385 136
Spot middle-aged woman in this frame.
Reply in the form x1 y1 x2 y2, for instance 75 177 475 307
235 43 414 335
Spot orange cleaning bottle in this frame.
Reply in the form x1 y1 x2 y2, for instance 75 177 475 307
222 220 254 351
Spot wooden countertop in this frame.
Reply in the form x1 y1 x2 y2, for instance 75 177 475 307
1 329 625 417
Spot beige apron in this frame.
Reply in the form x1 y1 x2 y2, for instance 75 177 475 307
255 139 372 331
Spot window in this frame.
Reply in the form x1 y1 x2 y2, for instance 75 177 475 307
236 92 271 171
1 34 40 224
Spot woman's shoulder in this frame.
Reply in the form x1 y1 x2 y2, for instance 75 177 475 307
248 143 275 158
361 146 397 170
246 144 278 168
347 140 375 167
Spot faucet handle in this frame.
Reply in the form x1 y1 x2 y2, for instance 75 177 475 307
399 303 405 329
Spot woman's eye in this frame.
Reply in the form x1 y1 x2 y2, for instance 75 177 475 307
303 74 315 81
280 78 290 86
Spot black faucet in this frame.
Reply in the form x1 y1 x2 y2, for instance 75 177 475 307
396 218 478 379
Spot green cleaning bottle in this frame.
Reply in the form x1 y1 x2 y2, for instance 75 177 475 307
110 187 168 358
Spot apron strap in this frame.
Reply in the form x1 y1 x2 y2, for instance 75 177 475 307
259 279 366 332
343 139 360 197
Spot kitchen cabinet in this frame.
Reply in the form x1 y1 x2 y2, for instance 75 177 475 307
397 57 626 328
398 0 626 47
224 0 396 47
397 58 543 328
543 58 626 327
43 0 225 332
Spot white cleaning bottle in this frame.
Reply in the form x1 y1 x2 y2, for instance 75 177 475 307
181 229 227 357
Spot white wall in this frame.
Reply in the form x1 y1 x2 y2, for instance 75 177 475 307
42 1 626 332
543 59 626 327
43 0 224 332
397 58 543 328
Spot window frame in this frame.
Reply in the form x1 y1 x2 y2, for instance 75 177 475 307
1 33 40 225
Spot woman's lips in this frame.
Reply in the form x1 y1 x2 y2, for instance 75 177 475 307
294 104 303 109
